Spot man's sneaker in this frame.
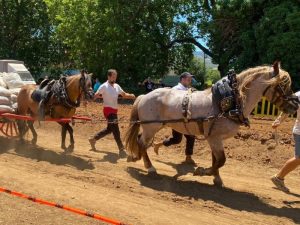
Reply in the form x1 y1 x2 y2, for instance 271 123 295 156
89 138 96 151
271 175 290 193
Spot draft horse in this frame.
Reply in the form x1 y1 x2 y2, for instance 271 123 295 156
125 62 299 187
17 70 93 152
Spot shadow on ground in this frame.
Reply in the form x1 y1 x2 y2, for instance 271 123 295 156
127 166 300 223
0 137 94 170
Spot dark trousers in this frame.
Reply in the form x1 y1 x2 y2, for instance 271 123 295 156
163 129 195 156
94 113 124 151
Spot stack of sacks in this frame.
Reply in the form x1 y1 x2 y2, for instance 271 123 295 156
0 72 24 113
1 72 24 95
0 87 14 113
0 75 7 88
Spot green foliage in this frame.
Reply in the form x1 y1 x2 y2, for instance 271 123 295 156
205 69 220 86
203 0 300 89
0 0 56 78
185 57 205 87
44 0 196 85
0 0 299 91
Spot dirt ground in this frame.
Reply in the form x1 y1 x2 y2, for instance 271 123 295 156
1 102 300 225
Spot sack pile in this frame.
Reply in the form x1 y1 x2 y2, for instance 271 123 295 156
0 73 24 113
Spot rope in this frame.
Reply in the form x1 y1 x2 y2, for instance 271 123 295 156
82 116 216 125
0 187 130 225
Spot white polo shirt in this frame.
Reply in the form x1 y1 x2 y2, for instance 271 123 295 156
96 81 124 109
293 91 300 135
172 83 188 91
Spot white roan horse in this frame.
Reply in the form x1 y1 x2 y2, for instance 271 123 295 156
125 62 299 187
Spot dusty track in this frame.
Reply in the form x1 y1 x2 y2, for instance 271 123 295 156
0 102 300 225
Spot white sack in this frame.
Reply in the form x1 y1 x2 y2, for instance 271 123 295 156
0 105 14 113
0 87 12 97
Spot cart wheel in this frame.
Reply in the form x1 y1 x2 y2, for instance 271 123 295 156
0 121 19 137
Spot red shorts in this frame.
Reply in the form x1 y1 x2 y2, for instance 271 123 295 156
103 107 118 119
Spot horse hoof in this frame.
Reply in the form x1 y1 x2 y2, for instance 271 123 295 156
66 145 74 153
193 167 206 176
119 150 127 159
147 166 157 174
147 167 159 179
31 139 37 146
61 145 67 150
213 177 224 188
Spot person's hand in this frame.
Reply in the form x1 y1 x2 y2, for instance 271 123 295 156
93 94 100 100
272 120 280 129
130 94 136 99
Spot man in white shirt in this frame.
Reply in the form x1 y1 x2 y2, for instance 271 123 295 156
89 69 135 158
271 91 300 192
154 72 196 164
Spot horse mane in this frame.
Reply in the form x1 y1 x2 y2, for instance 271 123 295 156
237 65 291 100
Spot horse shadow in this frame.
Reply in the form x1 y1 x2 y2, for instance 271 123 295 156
95 150 119 164
0 137 16 154
9 140 95 171
127 167 300 223
156 159 196 179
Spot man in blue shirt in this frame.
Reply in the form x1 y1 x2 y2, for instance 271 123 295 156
93 78 101 93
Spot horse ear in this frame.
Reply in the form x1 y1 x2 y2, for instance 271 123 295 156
273 61 281 76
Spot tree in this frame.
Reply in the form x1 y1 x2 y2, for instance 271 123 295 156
202 0 300 89
0 0 56 77
205 69 220 86
45 0 198 85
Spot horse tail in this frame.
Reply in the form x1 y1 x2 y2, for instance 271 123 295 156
124 95 144 158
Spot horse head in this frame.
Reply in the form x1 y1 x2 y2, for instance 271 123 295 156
263 61 299 115
80 70 94 100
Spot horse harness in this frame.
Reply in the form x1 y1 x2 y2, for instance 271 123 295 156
33 74 88 119
181 88 195 135
179 70 249 137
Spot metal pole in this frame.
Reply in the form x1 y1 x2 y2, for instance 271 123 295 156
203 52 206 77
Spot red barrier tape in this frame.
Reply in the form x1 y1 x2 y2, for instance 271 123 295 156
0 187 129 225
0 113 92 123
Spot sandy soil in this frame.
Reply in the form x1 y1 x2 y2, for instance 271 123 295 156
0 102 300 225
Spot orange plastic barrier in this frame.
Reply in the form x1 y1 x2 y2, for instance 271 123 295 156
0 187 129 225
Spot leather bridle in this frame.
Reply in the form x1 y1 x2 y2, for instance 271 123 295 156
262 71 299 109
79 71 94 100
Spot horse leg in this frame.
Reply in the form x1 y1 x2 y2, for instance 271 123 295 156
27 121 37 145
194 137 226 187
210 151 225 187
58 122 67 150
65 123 74 152
139 124 162 174
17 120 26 143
